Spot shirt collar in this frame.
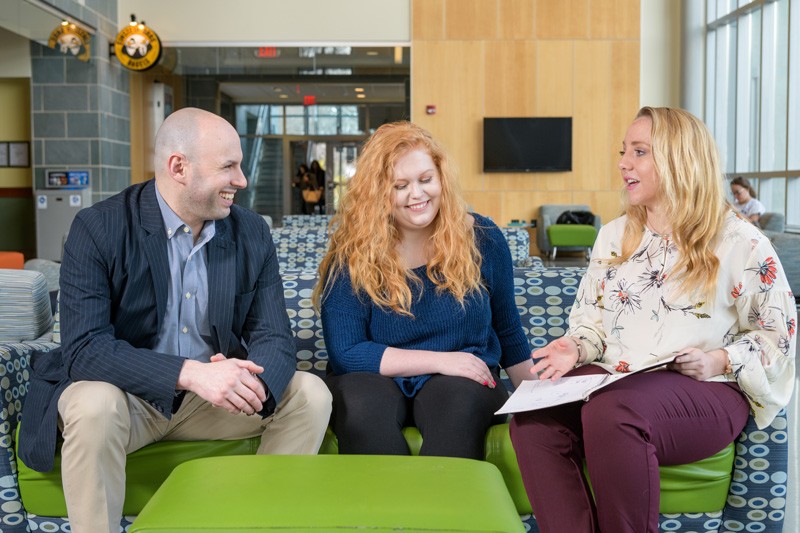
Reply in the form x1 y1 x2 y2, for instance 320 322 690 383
154 182 215 241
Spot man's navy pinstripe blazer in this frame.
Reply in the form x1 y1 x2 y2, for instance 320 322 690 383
19 179 295 472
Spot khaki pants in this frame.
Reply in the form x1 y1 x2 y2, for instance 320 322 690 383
57 371 332 533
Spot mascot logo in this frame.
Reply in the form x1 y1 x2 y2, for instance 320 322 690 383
114 21 162 71
48 22 91 62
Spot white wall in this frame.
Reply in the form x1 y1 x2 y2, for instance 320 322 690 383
0 26 31 77
640 0 682 108
117 0 410 45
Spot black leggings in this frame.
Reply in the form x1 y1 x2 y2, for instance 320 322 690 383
325 371 509 459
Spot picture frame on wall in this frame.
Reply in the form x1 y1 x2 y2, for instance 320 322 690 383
9 142 30 168
0 143 8 167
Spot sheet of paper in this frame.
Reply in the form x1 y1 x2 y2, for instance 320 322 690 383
496 356 677 415
495 374 608 415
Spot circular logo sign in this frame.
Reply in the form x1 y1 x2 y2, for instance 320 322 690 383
48 22 91 62
114 24 162 71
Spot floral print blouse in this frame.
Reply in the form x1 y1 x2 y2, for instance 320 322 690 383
570 212 796 429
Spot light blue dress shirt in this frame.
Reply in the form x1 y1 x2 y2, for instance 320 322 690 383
153 185 216 361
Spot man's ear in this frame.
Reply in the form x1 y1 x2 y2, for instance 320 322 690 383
167 153 189 184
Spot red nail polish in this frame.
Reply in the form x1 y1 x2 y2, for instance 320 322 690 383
483 380 488 386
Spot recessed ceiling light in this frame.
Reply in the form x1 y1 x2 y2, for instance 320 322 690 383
366 51 379 56
273 87 282 93
279 94 289 99
354 87 364 93
356 94 366 99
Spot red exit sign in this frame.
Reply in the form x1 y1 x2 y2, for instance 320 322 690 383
257 47 278 58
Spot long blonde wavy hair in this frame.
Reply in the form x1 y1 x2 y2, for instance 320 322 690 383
312 121 482 316
612 107 731 299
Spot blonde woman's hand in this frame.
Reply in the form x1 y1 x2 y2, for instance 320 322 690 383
667 347 729 381
437 352 496 388
530 337 581 381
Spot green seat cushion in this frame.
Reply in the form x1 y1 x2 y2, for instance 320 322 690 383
130 455 524 532
547 224 598 246
483 423 734 515
17 422 734 518
16 432 260 516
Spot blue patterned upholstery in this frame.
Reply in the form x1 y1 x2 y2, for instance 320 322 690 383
0 267 789 532
280 214 334 229
272 227 541 272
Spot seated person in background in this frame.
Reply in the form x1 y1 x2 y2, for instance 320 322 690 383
19 107 332 533
730 175 765 225
510 107 796 533
313 121 533 459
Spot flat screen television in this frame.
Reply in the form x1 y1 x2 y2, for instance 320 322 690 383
483 117 572 172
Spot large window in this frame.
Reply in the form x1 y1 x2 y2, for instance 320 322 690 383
705 0 800 230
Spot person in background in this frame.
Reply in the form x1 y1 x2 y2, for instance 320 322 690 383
313 121 534 459
19 108 332 533
730 176 765 225
292 162 309 214
510 107 796 533
300 171 322 214
310 159 326 213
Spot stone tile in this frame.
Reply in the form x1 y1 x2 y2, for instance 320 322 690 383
32 58 65 84
65 60 97 84
44 139 91 165
67 112 99 138
33 113 66 138
42 86 88 111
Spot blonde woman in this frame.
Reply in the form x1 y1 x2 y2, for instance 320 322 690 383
510 107 796 532
314 121 533 459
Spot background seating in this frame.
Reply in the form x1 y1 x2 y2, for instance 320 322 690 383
546 224 597 260
537 204 602 257
0 251 24 269
270 226 540 271
760 212 786 232
280 214 333 229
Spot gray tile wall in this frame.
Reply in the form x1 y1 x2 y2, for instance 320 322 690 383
31 0 130 205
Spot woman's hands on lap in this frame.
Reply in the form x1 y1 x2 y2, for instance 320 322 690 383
436 352 496 387
668 347 730 380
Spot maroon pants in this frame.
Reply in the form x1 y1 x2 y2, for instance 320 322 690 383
509 365 749 533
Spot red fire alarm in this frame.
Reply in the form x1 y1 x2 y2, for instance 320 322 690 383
303 95 316 106
425 105 436 115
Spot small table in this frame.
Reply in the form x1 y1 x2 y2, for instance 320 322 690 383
129 455 524 532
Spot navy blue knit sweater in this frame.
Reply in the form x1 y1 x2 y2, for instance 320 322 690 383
320 213 531 396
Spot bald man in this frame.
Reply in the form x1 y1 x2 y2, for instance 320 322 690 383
19 108 332 533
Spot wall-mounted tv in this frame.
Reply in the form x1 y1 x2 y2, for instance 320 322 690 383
483 117 572 172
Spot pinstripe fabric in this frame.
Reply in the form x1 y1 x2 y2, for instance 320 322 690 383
19 179 295 473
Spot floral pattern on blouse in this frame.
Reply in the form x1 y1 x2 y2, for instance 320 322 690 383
569 212 796 429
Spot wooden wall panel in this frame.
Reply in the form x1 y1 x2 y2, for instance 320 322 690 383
499 0 536 39
536 40 574 116
484 41 537 117
412 0 445 40
535 0 589 39
412 41 485 191
572 41 612 194
411 0 640 230
463 190 503 220
573 189 624 226
609 40 641 189
589 0 640 39
445 0 498 40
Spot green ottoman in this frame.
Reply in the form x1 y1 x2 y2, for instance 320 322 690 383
546 224 598 259
129 455 524 532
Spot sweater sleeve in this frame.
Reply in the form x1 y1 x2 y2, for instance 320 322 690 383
477 217 532 368
320 269 389 375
